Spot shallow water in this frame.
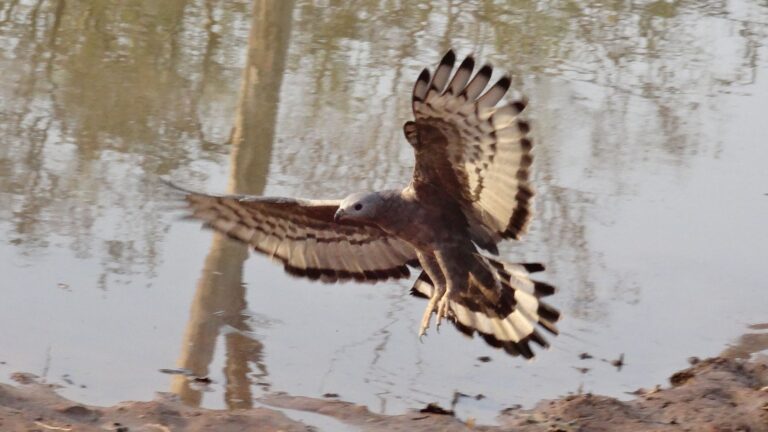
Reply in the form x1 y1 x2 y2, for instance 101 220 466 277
1 0 767 425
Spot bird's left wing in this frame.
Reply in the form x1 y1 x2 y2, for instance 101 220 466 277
167 183 418 283
405 50 534 253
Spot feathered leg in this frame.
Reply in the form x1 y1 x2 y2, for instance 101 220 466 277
434 249 468 329
416 252 446 338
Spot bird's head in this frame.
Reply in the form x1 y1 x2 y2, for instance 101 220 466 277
334 192 385 224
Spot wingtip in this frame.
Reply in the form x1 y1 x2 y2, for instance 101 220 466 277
417 67 430 81
512 95 529 113
517 119 531 135
497 74 512 88
521 263 546 273
459 52 476 68
533 281 557 297
413 68 431 102
441 48 456 64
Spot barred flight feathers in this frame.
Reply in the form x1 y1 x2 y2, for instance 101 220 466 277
408 49 535 252
411 255 560 359
165 48 560 361
164 181 418 283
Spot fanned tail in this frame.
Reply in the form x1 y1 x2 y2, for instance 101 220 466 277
410 255 560 359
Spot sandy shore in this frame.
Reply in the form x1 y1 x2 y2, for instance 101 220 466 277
1 356 766 431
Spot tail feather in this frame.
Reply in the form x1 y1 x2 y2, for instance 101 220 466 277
410 271 433 299
410 255 560 359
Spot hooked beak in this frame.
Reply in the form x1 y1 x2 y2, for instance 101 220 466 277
333 208 345 223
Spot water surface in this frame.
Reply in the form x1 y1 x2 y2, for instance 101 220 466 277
1 0 767 424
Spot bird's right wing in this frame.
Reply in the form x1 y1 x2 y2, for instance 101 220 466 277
166 183 418 283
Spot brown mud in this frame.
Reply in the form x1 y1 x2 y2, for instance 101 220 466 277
1 356 766 432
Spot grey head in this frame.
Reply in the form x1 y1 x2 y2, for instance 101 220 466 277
334 192 387 224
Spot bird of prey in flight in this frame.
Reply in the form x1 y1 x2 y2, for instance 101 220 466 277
167 49 560 359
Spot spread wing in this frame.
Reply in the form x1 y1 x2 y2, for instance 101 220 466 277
405 50 534 253
166 183 418 283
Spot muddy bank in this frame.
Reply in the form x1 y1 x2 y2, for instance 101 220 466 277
1 356 766 431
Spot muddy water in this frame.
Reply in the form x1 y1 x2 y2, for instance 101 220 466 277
1 0 767 424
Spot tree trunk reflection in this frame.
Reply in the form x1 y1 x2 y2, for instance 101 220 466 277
171 0 294 409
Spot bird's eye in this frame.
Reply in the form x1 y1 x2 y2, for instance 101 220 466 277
354 203 363 211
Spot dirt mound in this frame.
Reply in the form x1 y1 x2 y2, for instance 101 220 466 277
1 356 766 431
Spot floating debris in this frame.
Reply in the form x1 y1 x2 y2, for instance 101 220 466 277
477 356 492 363
419 402 454 416
602 353 625 370
322 393 339 398
578 352 593 360
610 353 625 370
158 368 193 376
